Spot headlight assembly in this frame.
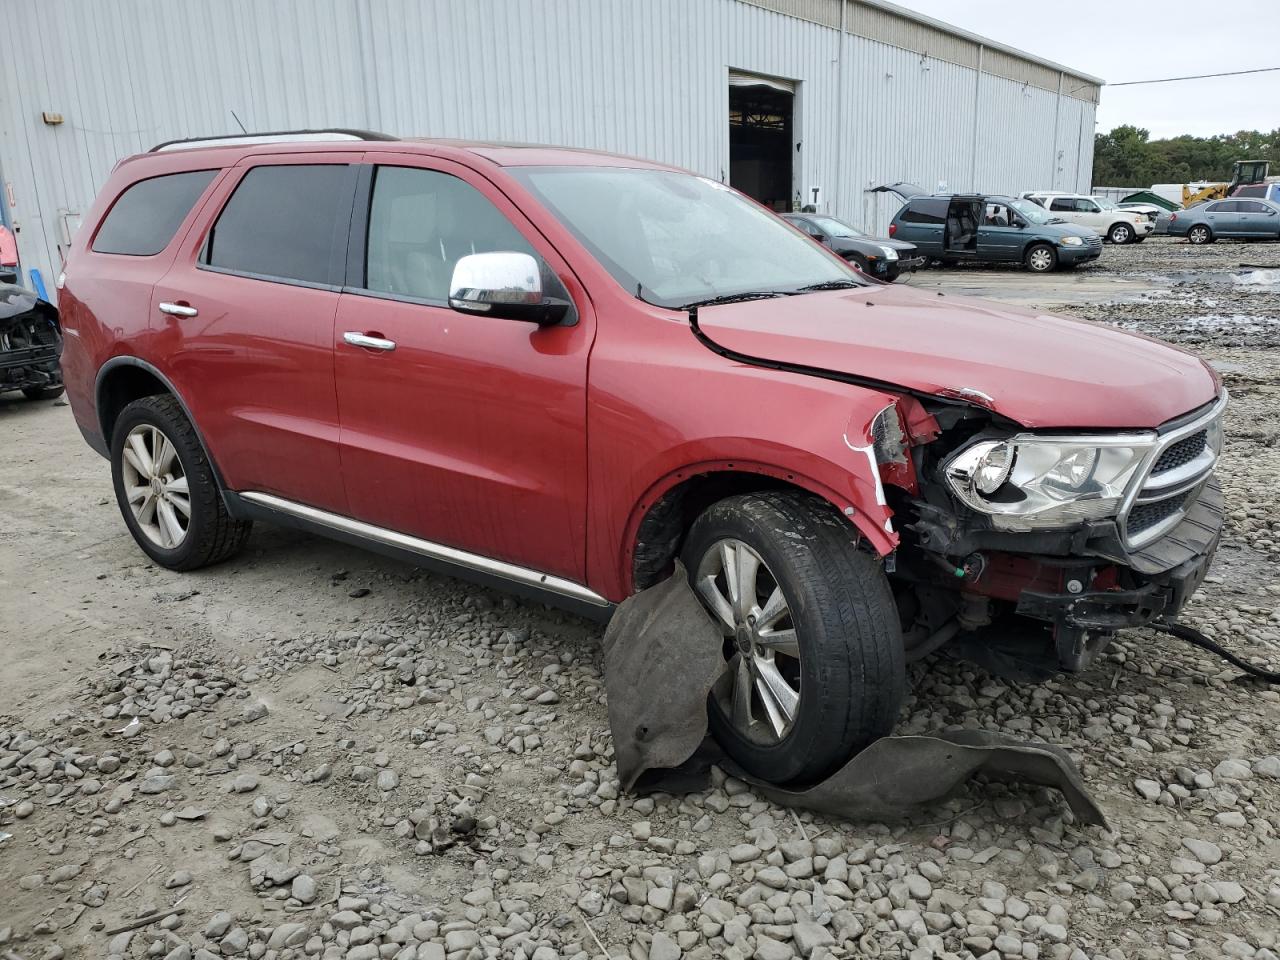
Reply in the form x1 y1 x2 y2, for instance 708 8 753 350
1059 236 1084 246
944 434 1156 531
879 245 899 261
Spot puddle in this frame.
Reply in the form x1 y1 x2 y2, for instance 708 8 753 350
1233 268 1280 288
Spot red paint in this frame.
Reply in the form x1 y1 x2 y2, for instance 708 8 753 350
60 138 1221 605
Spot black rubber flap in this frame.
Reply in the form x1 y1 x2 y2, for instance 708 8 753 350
604 568 1108 828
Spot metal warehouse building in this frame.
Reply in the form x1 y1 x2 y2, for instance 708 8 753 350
0 0 1101 301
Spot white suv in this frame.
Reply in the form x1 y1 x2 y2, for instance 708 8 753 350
1021 192 1153 244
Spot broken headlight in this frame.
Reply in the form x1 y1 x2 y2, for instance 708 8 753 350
944 434 1155 531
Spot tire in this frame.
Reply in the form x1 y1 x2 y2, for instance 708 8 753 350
1107 222 1134 244
21 384 65 400
1132 236 1146 243
1188 224 1213 245
1024 243 1057 273
681 491 904 785
110 395 251 571
846 253 870 275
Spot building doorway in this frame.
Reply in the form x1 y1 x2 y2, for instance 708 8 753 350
729 72 795 212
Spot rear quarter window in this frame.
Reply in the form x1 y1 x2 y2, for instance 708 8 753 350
91 170 217 256
900 199 948 224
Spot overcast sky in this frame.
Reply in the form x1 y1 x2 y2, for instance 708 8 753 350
890 0 1280 139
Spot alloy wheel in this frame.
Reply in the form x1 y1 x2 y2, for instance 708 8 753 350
1189 226 1210 244
120 424 190 549
694 538 802 743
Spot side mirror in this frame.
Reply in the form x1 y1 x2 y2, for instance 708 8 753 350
449 252 570 325
1013 218 1027 228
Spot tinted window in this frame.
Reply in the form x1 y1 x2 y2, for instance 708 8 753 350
364 166 536 302
1049 198 1076 212
1238 201 1268 213
901 199 948 224
92 170 217 256
206 165 349 284
1209 201 1238 213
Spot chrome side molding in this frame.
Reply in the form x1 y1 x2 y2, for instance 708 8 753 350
239 492 610 608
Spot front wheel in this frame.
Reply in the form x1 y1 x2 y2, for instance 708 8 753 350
1108 222 1134 244
681 491 904 785
1188 224 1213 245
1025 243 1058 273
111 395 252 571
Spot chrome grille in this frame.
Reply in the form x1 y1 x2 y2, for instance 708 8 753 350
1121 396 1225 549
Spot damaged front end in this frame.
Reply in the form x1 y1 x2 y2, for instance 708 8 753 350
0 283 63 398
872 391 1227 680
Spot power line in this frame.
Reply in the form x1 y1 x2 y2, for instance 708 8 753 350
1109 66 1280 87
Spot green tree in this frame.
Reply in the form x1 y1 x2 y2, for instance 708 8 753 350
1093 127 1280 186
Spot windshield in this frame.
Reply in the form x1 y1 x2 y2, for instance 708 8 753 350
1010 198 1053 225
807 216 865 239
511 166 862 308
1095 197 1117 210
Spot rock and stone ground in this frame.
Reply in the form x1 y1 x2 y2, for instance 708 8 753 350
2 238 1278 960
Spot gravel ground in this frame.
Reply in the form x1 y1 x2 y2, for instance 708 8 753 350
2 238 1278 960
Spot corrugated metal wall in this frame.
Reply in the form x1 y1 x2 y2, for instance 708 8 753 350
0 0 1096 302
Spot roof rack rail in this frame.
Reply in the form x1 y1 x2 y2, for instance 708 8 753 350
149 128 397 153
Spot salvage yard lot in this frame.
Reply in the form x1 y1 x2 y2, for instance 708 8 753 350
2 238 1279 960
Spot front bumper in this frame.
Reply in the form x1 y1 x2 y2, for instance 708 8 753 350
1058 243 1102 263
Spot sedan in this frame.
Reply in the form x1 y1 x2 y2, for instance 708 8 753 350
782 213 924 281
1157 197 1280 244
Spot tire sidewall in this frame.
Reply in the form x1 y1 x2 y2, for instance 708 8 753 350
110 399 211 569
1189 225 1211 244
1109 223 1132 244
682 503 874 784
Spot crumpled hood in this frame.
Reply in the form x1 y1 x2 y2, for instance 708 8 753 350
696 285 1218 429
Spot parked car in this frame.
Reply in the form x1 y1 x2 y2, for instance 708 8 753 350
1 281 62 400
1156 197 1280 244
877 185 1102 272
1020 192 1153 244
61 132 1225 785
780 213 922 281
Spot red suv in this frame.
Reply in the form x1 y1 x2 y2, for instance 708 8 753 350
60 131 1225 785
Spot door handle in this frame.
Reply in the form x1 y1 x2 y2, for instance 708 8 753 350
343 331 397 352
159 302 198 318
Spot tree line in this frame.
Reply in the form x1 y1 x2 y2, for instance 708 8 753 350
1092 125 1280 187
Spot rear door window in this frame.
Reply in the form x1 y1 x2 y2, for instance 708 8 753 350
205 164 350 285
901 199 948 224
1048 198 1077 212
92 170 217 256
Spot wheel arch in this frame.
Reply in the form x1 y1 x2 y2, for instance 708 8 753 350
625 461 896 594
95 356 232 502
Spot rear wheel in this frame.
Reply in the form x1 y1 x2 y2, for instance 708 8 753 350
1188 224 1213 245
1025 243 1057 273
21 385 64 401
111 395 252 571
681 491 904 785
1108 222 1134 244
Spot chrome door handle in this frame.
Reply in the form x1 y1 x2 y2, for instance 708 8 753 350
159 302 198 318
343 331 396 352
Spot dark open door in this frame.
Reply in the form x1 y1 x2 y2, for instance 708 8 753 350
729 72 794 211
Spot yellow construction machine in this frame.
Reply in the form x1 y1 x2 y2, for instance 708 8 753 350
1182 159 1271 206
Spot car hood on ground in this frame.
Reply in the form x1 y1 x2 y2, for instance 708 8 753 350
695 285 1217 430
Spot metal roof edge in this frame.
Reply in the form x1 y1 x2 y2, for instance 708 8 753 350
852 0 1104 87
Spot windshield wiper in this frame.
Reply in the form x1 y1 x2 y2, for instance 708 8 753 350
678 291 790 309
794 280 863 292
